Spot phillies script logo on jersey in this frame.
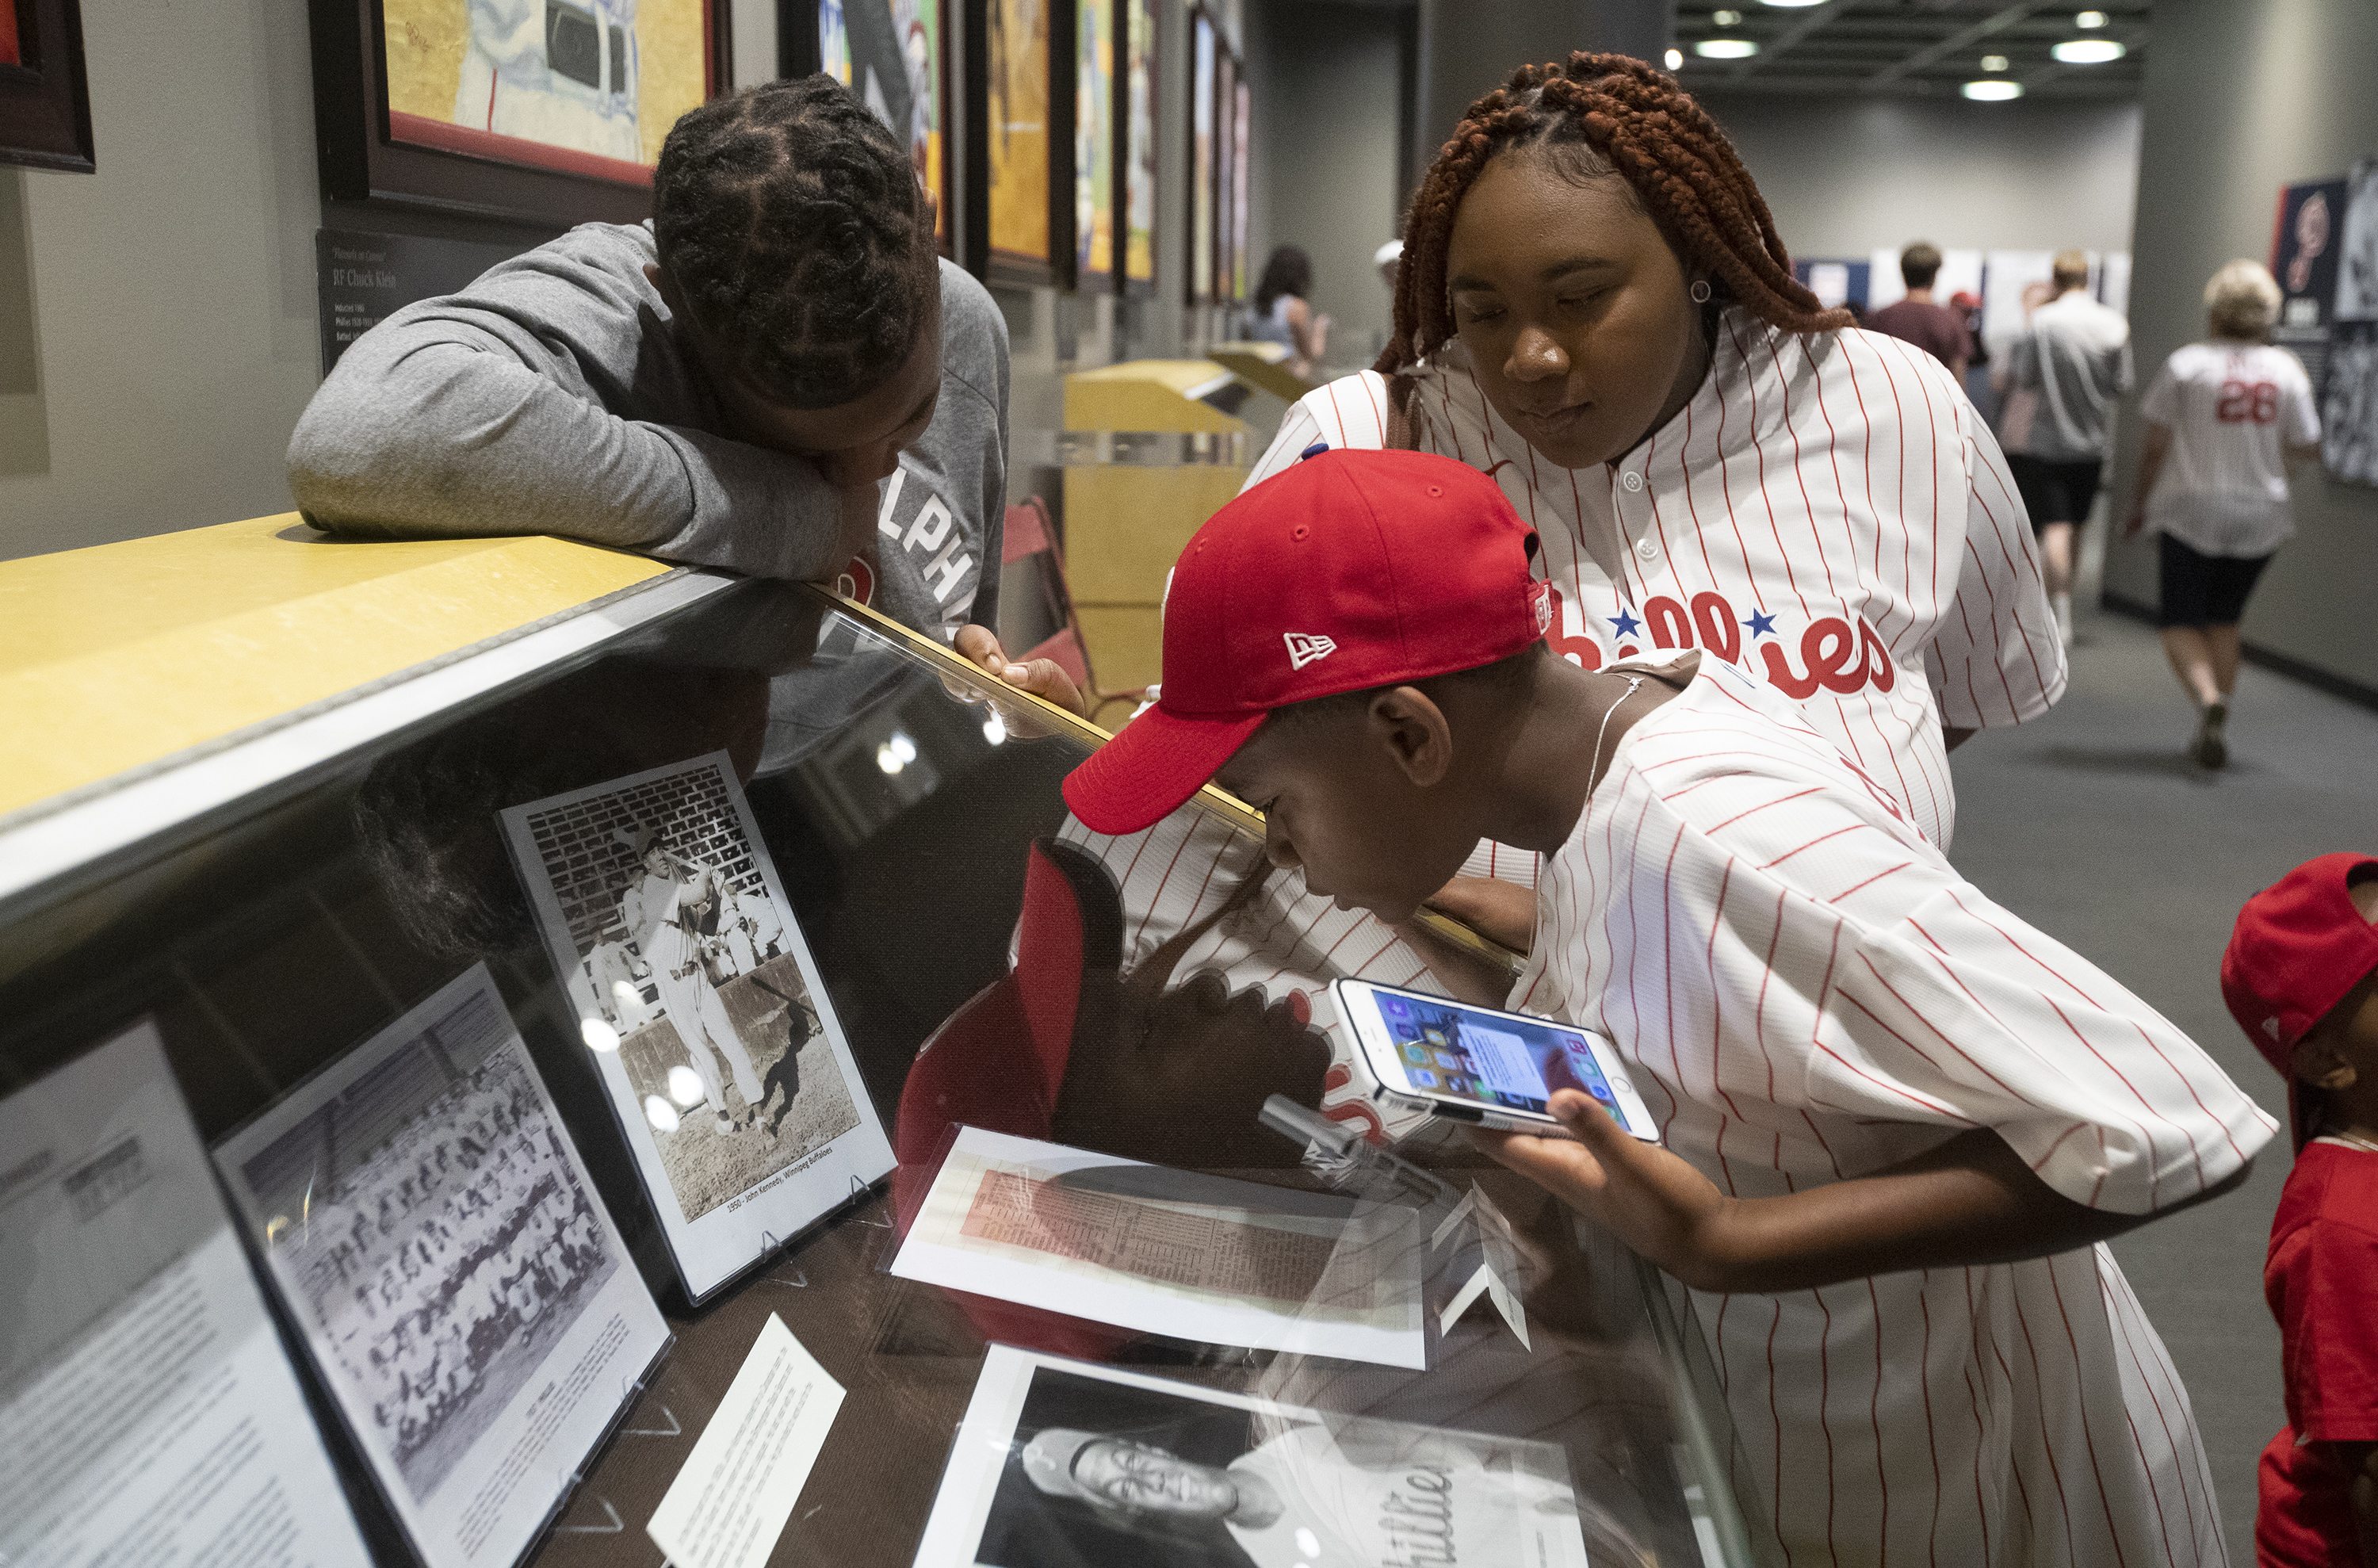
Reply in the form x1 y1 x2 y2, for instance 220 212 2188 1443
1284 632 1338 669
1539 584 1897 698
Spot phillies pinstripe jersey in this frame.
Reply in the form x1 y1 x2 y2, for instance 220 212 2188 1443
1515 651 2275 1567
1247 312 2068 853
2139 342 2320 557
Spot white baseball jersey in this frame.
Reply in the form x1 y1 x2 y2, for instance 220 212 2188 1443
1247 312 2068 854
1514 652 2276 1567
2139 342 2320 557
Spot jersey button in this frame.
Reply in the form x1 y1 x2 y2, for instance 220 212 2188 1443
1636 538 1659 560
1620 470 1645 493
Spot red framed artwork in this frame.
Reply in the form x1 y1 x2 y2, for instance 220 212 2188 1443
0 0 95 174
311 0 732 226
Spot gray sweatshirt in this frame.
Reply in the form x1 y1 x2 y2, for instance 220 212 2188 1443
287 222 1007 638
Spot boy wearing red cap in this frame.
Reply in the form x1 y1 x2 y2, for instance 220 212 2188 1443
2227 854 2378 1565
1065 447 2276 1566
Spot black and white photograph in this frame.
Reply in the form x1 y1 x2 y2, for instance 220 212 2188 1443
912 1348 1593 1568
213 966 669 1568
2321 159 2378 484
503 751 894 1301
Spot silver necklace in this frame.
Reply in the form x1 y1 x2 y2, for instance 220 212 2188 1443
2318 1129 2378 1156
1588 675 1647 793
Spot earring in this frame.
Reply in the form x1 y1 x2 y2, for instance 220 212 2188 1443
1689 278 1713 304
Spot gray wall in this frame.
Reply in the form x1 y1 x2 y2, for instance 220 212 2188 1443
1693 92 2143 259
1243 1 1409 376
0 0 325 561
2105 0 2378 695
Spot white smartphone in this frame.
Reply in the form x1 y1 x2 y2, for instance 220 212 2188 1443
1333 978 1660 1142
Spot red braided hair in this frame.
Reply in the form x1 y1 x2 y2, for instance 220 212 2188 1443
1378 52 1850 389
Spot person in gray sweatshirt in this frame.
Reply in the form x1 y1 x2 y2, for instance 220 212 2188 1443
288 76 1073 703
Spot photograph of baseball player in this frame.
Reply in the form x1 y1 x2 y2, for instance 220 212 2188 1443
503 751 893 1300
212 966 667 1568
912 1347 1601 1568
2318 159 2378 485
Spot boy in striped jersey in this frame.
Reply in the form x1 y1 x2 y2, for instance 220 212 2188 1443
1064 448 2274 1566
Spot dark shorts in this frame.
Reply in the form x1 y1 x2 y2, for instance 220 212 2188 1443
2158 533 2273 628
2007 454 2103 530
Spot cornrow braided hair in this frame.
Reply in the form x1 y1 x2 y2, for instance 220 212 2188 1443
1377 52 1850 395
655 76 933 410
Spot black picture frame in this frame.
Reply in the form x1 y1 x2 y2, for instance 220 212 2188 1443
783 0 958 261
1183 4 1214 304
963 0 1072 289
308 0 731 228
1116 0 1154 300
0 0 94 174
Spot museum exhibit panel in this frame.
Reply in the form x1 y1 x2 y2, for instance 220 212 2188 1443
0 552 1761 1567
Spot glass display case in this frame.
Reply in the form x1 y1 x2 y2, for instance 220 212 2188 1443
0 568 1757 1568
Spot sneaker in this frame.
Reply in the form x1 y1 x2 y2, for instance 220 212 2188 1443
2192 702 2228 769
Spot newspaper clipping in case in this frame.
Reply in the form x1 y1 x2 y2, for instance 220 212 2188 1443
212 964 670 1568
912 1346 1592 1568
500 749 894 1300
2 1021 374 1568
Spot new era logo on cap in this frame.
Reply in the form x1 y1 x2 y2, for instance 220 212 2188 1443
1283 632 1337 670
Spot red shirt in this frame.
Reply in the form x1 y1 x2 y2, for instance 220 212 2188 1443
2259 1138 2378 1566
1865 297 1972 373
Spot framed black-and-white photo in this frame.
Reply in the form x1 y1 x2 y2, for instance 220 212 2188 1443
501 749 894 1302
914 1347 1595 1568
212 965 670 1568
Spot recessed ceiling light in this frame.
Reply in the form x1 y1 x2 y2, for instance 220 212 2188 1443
1695 38 1759 59
1665 47 1684 70
2075 9 2108 26
1979 53 2009 71
1713 7 1743 21
2051 38 2126 63
1962 78 2024 100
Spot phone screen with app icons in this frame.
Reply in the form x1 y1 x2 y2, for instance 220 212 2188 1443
1376 990 1618 1115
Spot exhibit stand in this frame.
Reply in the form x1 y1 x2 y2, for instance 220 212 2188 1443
0 519 1757 1567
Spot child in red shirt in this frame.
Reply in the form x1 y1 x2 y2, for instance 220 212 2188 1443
2226 852 2378 1565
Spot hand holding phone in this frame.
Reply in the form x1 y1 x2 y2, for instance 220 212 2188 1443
1332 980 1658 1145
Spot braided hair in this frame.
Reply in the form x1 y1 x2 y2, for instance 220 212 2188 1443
655 77 933 410
1378 52 1848 388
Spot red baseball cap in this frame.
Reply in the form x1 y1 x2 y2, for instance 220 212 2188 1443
2220 852 2378 1148
893 839 1134 1359
1062 449 1551 836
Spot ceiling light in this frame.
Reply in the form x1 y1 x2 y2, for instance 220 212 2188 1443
580 1016 621 1052
644 1094 681 1134
2051 38 2126 63
982 710 1007 744
1664 47 1684 70
1962 78 2024 100
2075 9 2107 26
1695 38 1758 59
1713 7 1742 21
1759 0 1827 7
1979 53 2009 71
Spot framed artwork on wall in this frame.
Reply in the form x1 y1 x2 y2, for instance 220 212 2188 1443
1212 46 1235 307
1072 0 1112 290
1185 7 1213 304
961 0 1058 285
1231 75 1248 304
805 0 951 254
0 0 94 174
1118 0 1155 296
309 0 730 226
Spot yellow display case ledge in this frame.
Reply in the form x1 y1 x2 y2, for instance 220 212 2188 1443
0 515 675 819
